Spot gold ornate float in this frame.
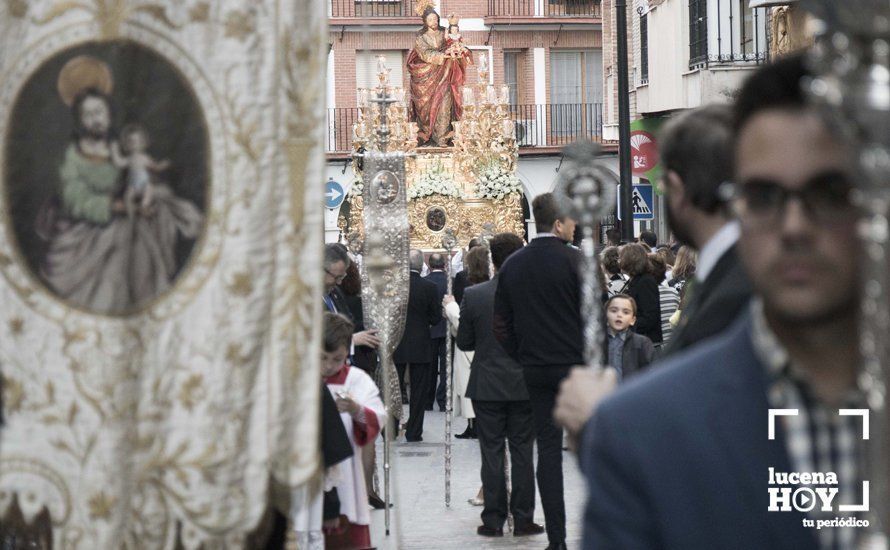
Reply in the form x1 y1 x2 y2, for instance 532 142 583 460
338 51 525 250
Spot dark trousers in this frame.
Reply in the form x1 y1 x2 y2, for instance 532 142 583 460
396 363 407 401
523 365 571 544
427 337 447 409
398 362 432 441
472 399 536 530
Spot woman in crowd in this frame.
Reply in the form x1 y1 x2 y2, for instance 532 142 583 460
668 245 697 301
649 253 680 346
619 243 662 345
600 246 628 297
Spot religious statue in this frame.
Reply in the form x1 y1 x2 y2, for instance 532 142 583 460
407 7 472 147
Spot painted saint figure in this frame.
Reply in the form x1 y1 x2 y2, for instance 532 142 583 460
407 9 471 147
38 55 204 314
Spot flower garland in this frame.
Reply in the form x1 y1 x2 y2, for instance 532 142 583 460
475 163 522 200
409 164 461 199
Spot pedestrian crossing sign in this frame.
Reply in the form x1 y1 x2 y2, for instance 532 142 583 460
617 184 655 221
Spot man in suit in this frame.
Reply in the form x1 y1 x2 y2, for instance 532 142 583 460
394 249 442 442
425 253 448 411
572 54 868 549
659 105 752 355
494 193 582 550
323 244 379 349
457 232 543 538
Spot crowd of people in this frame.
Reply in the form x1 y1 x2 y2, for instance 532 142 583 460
309 52 875 550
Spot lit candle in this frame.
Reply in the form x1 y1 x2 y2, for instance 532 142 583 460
502 119 514 138
394 88 406 105
500 85 510 104
358 88 369 107
463 87 475 106
453 121 462 139
480 53 488 72
377 55 387 75
486 85 498 104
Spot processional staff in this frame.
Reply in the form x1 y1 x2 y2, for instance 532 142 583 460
354 63 412 536
802 0 890 543
442 228 458 507
554 141 617 371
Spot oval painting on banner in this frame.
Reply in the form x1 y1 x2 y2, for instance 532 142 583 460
3 41 208 316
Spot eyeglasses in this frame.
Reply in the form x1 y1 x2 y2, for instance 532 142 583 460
728 172 857 225
325 268 347 283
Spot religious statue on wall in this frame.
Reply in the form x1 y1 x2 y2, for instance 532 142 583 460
407 4 472 147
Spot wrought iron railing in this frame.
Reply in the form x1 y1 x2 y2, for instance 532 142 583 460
488 0 601 18
330 0 413 18
689 0 769 68
326 103 605 153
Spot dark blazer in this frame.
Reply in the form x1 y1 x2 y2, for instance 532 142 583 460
664 245 752 356
393 271 442 364
324 287 352 319
343 293 376 373
425 270 448 339
452 269 470 304
603 331 655 379
624 273 662 344
493 236 584 367
582 313 817 550
457 277 529 401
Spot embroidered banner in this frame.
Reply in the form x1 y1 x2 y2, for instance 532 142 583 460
0 1 325 546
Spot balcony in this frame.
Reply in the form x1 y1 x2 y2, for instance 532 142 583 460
326 103 606 156
330 0 413 20
487 0 601 20
689 0 769 68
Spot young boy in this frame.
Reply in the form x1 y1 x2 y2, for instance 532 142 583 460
322 312 386 550
604 294 655 379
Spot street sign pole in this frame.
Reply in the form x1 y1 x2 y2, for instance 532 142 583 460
616 0 634 242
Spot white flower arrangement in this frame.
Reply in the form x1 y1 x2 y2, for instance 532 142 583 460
348 174 363 198
409 163 461 199
476 163 522 200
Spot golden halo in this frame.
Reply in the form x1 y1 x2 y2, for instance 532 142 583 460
57 55 114 107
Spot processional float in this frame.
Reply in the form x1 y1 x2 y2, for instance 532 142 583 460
802 0 890 545
354 63 413 535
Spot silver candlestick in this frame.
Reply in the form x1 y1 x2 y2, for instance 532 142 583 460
803 1 889 544
553 141 617 370
442 228 459 507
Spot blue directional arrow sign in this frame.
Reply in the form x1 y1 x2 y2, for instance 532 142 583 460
325 178 345 210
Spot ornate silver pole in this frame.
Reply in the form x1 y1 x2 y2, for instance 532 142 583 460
553 141 617 370
803 1 889 544
355 63 411 536
442 228 458 507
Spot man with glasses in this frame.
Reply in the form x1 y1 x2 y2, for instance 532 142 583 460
578 54 867 549
323 243 380 349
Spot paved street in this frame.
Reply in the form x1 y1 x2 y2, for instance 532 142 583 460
368 409 586 549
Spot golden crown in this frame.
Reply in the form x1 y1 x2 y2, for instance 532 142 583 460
414 0 436 16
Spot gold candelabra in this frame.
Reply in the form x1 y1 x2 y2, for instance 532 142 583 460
353 55 418 160
453 53 518 183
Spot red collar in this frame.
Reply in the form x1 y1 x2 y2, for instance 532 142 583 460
324 364 350 385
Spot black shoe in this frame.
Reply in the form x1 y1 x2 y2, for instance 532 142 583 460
405 436 423 442
424 406 433 411
368 494 392 509
454 428 473 439
476 525 504 537
513 522 545 536
544 543 567 550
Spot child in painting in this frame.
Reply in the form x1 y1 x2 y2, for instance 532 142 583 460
321 312 386 550
111 123 170 217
